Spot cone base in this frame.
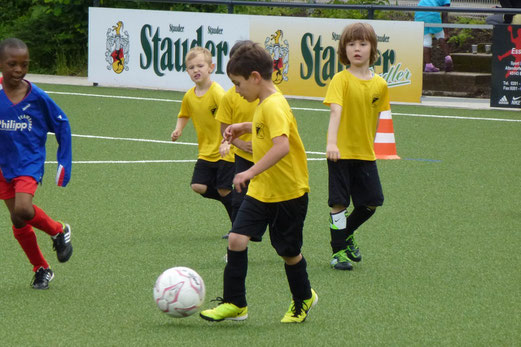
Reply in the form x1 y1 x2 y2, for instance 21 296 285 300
376 154 401 160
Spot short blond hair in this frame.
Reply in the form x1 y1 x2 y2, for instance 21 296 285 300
185 46 213 65
338 22 378 66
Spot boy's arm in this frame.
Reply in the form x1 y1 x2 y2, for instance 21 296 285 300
221 122 252 154
171 117 189 141
42 96 72 187
233 135 289 193
326 103 342 162
219 122 231 157
223 122 252 143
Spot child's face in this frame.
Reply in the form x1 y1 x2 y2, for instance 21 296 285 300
229 73 259 102
0 47 30 87
345 39 371 67
185 54 214 85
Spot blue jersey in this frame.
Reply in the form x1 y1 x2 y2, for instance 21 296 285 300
0 79 72 186
414 0 451 35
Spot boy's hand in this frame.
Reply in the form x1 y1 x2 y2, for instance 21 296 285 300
219 141 231 157
233 139 252 154
223 124 238 143
171 129 181 142
326 144 340 162
233 170 254 193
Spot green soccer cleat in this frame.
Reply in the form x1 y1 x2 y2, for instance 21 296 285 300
345 234 362 262
200 301 248 322
281 289 318 323
330 250 353 270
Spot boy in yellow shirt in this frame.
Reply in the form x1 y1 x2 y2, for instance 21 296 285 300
171 47 235 231
324 23 390 271
200 43 317 324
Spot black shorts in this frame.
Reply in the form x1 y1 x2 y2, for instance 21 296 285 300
327 159 384 208
232 193 308 257
191 159 234 190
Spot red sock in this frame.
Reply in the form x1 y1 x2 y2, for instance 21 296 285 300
27 205 62 236
13 224 49 272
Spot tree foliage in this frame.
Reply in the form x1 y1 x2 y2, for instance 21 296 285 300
0 0 89 74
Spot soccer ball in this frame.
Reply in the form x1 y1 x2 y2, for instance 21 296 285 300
153 266 205 318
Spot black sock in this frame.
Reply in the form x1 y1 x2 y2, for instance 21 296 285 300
330 228 348 253
201 187 221 201
345 206 376 237
223 248 248 307
285 257 312 301
220 192 233 223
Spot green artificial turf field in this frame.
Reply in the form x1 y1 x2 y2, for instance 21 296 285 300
1 83 520 346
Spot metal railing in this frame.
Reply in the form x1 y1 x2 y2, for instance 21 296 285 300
92 0 521 22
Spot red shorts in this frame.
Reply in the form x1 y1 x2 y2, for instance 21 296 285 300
0 170 38 200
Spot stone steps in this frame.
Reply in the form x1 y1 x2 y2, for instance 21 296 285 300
422 52 492 98
422 71 491 98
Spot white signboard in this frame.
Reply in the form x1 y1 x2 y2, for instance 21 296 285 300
88 7 249 90
89 7 423 102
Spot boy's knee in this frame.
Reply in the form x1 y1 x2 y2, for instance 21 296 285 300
282 254 302 266
191 183 207 195
13 205 34 222
217 188 231 197
228 233 249 251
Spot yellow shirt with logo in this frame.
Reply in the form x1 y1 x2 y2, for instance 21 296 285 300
215 87 256 162
247 92 309 203
323 70 390 161
178 82 233 162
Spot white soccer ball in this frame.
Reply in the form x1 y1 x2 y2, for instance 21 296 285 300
153 266 205 318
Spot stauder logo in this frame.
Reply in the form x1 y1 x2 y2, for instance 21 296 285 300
140 25 229 77
265 30 289 84
105 21 130 74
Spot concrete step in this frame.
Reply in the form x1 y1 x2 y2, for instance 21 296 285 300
452 53 492 73
422 71 491 98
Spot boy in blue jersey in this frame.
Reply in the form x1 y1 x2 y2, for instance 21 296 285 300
0 38 73 289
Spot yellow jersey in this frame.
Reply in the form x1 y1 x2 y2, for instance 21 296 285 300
215 87 256 162
178 82 233 162
323 70 390 161
247 92 309 203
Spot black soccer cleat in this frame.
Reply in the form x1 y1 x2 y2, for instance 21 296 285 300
53 223 73 263
32 267 54 289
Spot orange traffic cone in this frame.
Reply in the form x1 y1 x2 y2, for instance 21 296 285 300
375 110 400 160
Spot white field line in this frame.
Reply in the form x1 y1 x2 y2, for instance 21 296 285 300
46 90 521 123
43 90 520 165
46 133 327 164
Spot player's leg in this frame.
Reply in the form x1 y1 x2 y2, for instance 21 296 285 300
221 155 254 239
435 30 453 72
423 33 440 72
4 195 53 289
327 159 353 270
190 159 216 198
0 174 55 289
231 155 253 222
216 159 235 224
200 196 265 322
268 194 317 323
347 160 384 262
12 177 72 263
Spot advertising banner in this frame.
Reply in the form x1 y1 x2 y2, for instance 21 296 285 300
490 25 521 108
89 7 423 102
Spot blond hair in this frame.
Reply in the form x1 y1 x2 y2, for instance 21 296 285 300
185 46 213 65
